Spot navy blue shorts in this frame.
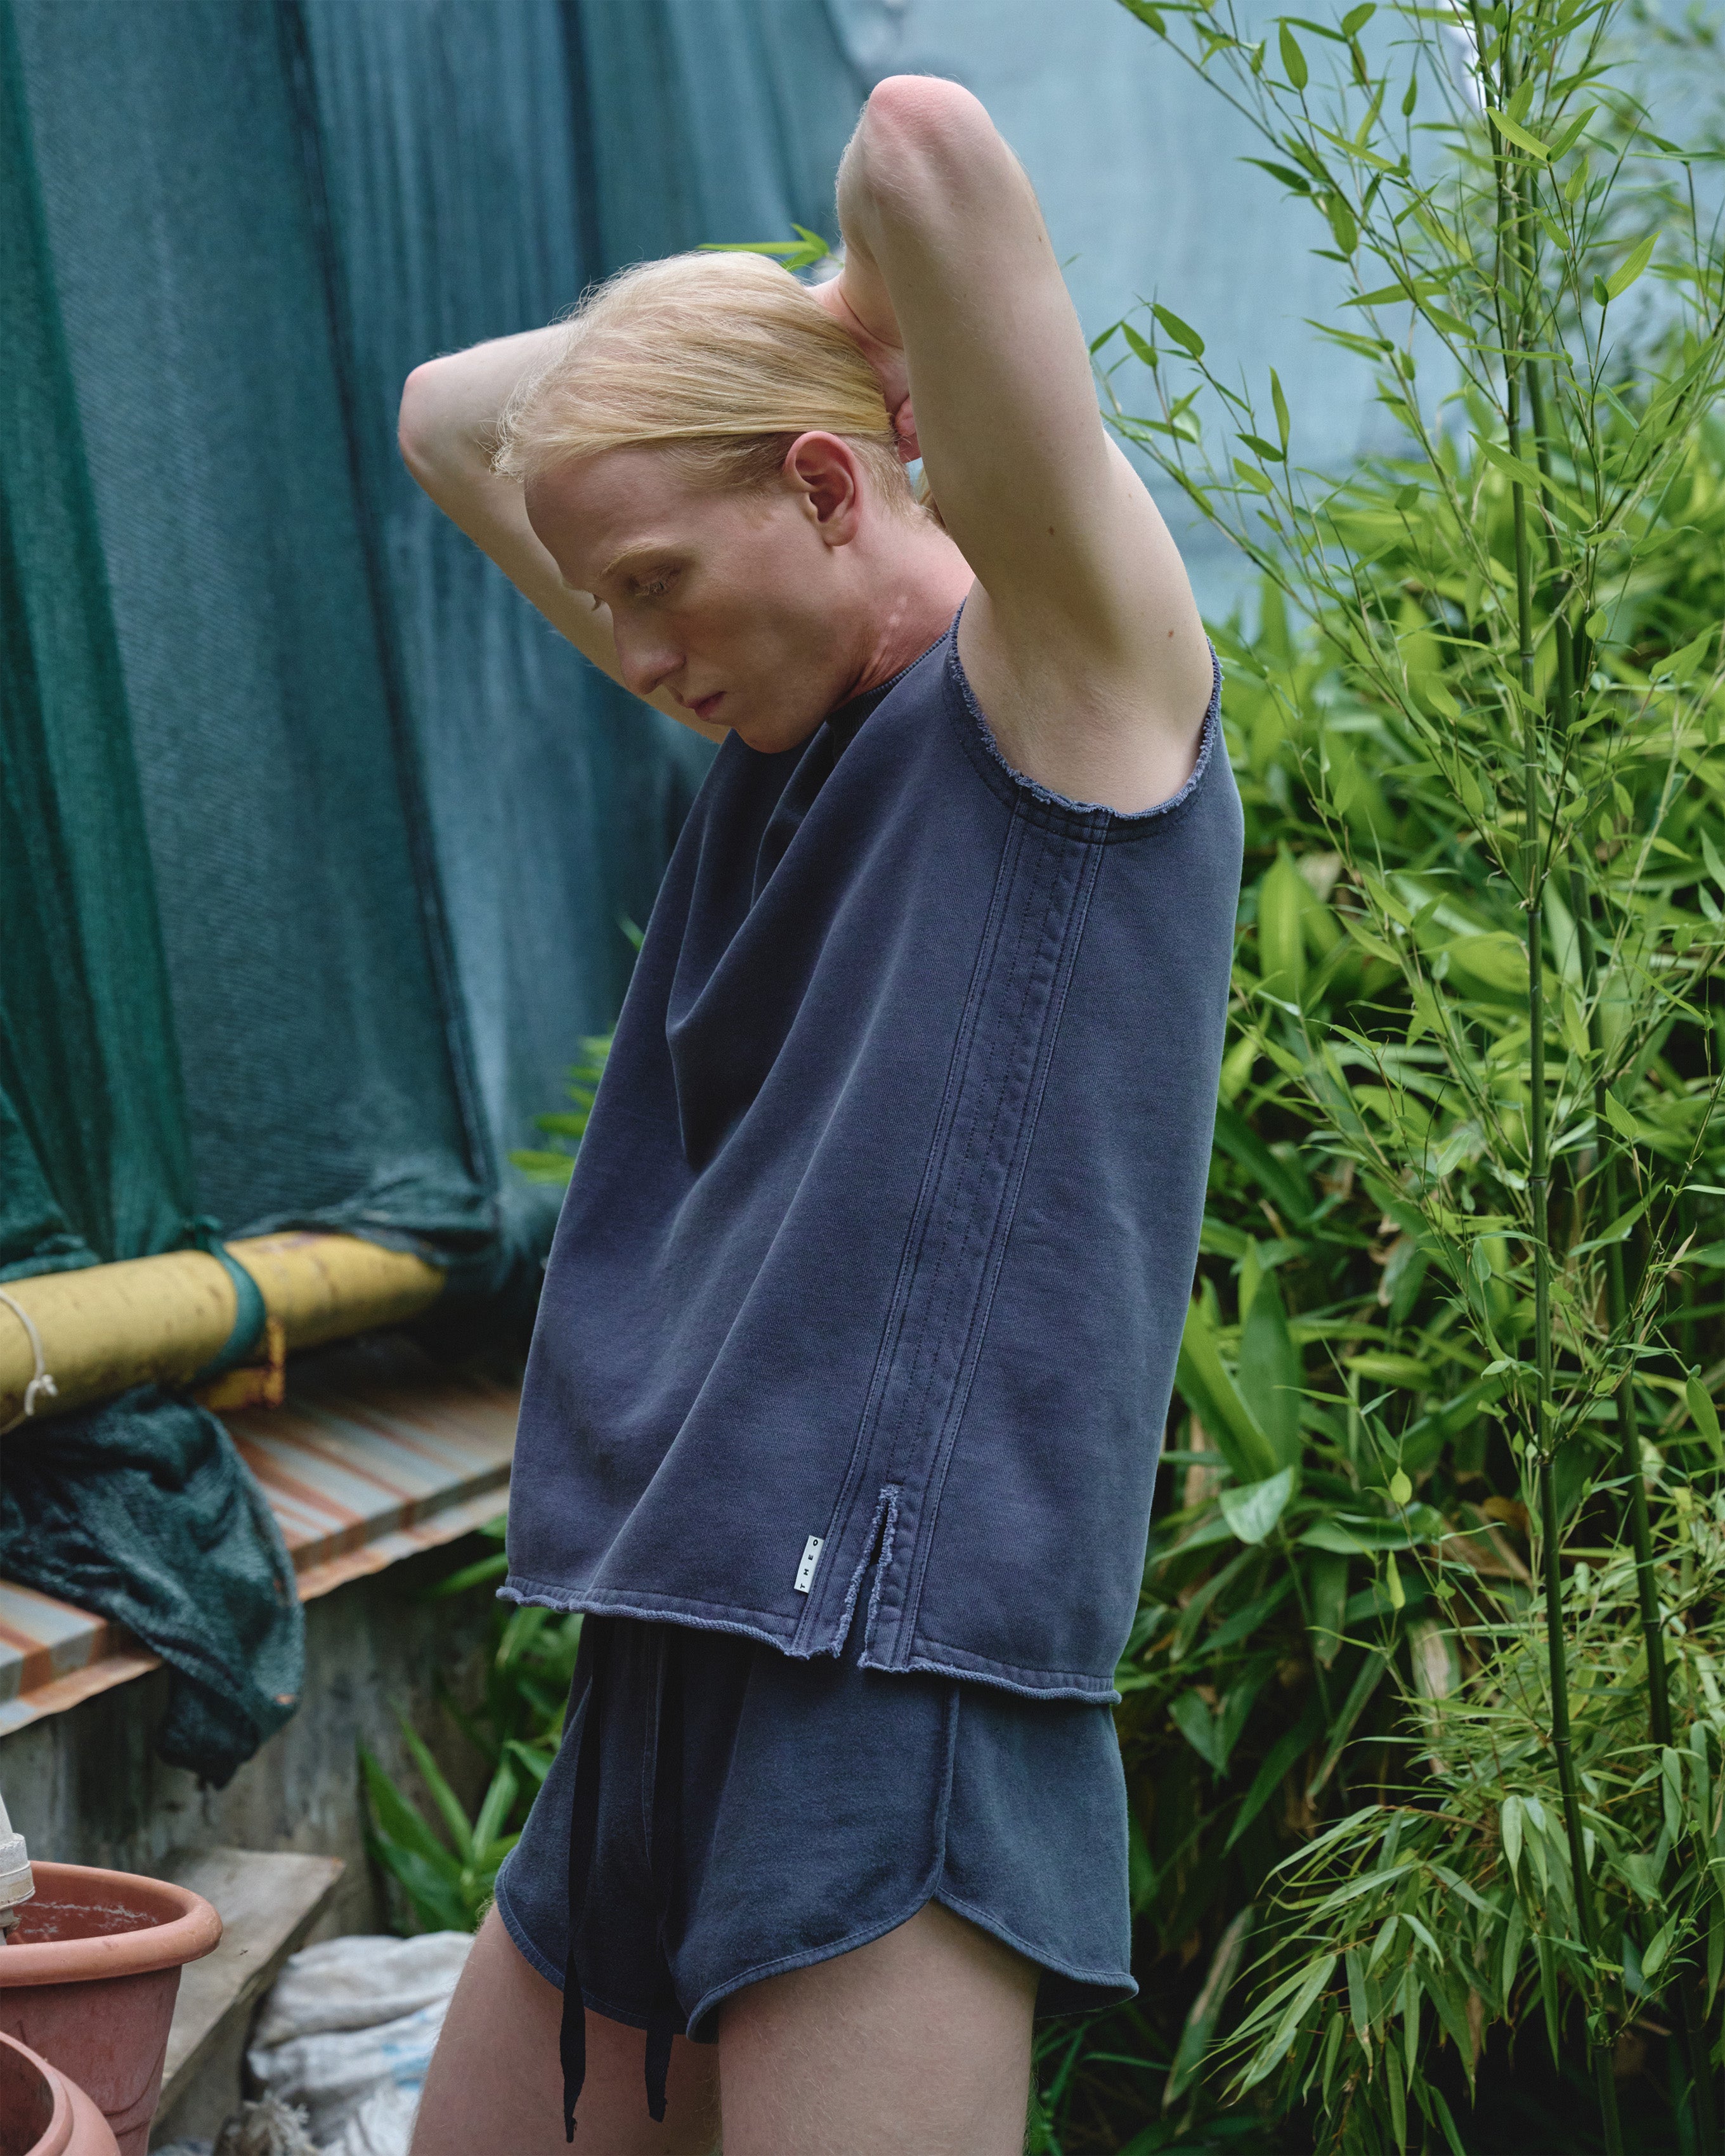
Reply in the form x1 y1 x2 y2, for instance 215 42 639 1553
493 1615 1133 2093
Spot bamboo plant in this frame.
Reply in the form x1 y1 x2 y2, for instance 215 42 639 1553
1097 0 1725 2145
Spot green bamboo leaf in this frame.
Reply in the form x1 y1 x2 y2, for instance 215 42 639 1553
1220 1465 1297 1545
1152 302 1206 358
1256 850 1310 1001
1386 2042 1409 2149
1476 438 1553 497
506 1738 554 1787
1569 1197 1649 1254
1171 1689 1228 1769
1279 21 1309 89
1344 278 1446 308
1603 1090 1640 1140
1686 1372 1723 1462
1547 105 1596 160
1660 626 1715 685
1308 1550 1348 1668
1237 1271 1303 1466
1239 432 1287 463
471 1757 521 1857
1123 322 1157 368
1175 1298 1280 1483
1486 107 1551 159
1428 2085 1470 2156
360 1745 457 1870
396 1717 476 1862
1643 1918 1677 1979
1211 1103 1314 1226
1346 1945 1370 2042
1242 157 1315 195
1119 0 1169 27
1444 932 1530 1000
1165 1905 1256 2102
1308 1649 1389 1797
1256 1954 1338 2083
1227 1693 1325 1850
1604 230 1657 301
370 1840 471 1934
1314 125 1400 176
701 223 832 273
1270 369 1291 453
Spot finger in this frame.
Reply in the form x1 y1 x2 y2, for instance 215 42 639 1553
892 397 920 464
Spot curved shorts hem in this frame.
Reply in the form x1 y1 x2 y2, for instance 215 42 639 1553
682 1869 947 2042
934 1886 1136 2015
502 1859 1134 2047
495 1867 693 2039
493 1862 563 1992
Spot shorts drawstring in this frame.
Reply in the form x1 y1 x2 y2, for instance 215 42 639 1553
560 1620 685 2136
560 1620 604 2140
642 1624 684 2121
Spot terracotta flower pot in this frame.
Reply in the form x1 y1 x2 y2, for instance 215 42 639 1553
0 2030 120 2156
0 1863 220 2156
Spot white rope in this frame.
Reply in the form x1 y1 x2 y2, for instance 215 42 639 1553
0 1289 58 1439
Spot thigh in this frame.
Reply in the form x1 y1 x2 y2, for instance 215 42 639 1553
409 1909 719 2156
716 1901 1035 2156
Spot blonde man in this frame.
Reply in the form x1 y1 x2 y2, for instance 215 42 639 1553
401 77 1239 2156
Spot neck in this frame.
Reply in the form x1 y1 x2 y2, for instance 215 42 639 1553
843 526 973 701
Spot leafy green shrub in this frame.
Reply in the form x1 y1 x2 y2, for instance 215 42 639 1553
360 1522 581 1933
509 1034 611 1187
1090 0 1725 2144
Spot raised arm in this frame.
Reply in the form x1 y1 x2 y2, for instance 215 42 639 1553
816 77 1213 813
396 333 717 737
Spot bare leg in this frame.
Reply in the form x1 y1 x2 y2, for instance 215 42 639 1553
408 1908 720 2156
717 1901 1036 2156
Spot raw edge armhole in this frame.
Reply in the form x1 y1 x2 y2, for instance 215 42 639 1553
947 633 1223 833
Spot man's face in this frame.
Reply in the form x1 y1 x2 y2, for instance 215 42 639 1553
526 444 864 753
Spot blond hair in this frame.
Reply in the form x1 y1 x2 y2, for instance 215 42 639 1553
494 251 920 516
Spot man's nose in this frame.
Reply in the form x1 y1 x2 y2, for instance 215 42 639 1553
615 625 681 703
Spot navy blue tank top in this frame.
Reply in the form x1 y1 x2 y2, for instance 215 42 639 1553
504 618 1242 1701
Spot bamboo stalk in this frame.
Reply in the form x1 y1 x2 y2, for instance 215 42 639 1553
1498 50 1625 2150
1573 867 1719 2152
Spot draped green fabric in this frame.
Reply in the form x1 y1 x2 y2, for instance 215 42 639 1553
0 0 866 1776
0 0 193 1280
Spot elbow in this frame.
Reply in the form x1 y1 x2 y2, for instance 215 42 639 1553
859 74 989 186
396 359 445 480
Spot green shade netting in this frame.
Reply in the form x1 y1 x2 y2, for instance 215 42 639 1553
0 0 192 1283
0 0 868 1777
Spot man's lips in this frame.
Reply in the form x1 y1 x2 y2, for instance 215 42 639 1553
688 692 724 722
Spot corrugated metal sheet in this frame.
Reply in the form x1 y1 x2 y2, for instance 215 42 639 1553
0 1341 517 1737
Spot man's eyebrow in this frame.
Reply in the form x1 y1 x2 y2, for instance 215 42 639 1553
598 545 675 585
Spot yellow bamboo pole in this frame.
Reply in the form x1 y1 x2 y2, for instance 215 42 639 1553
0 1232 445 1429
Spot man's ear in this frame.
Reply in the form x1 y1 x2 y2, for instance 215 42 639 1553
783 432 864 543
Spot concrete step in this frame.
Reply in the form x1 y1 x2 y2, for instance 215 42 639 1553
149 1845 345 2148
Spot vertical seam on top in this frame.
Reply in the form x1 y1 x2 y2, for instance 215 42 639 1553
899 826 1110 1654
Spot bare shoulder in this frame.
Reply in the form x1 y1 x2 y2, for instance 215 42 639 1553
954 454 1215 817
847 77 1213 814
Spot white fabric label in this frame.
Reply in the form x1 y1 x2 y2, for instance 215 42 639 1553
793 1535 824 1594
